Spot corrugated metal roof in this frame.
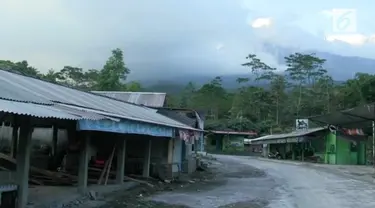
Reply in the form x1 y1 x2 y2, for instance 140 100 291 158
157 109 196 127
0 77 52 104
91 91 166 107
208 130 258 136
0 70 199 130
309 111 370 128
52 104 116 121
0 99 79 120
250 127 326 142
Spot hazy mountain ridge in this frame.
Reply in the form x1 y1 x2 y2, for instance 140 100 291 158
141 45 375 93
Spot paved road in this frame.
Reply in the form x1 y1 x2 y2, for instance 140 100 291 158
151 155 375 208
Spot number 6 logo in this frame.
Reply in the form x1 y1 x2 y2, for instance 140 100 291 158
332 9 357 33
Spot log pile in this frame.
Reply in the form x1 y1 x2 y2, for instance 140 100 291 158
0 150 153 187
0 152 78 185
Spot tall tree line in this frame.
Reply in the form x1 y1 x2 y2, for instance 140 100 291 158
0 48 142 92
168 53 375 134
2 50 375 134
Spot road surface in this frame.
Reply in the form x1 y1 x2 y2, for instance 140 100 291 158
150 155 375 208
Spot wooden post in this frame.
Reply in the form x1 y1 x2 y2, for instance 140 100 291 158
291 144 296 160
167 138 173 164
116 139 126 184
142 139 152 177
51 124 58 156
11 124 19 158
78 133 90 194
16 119 32 208
301 143 305 161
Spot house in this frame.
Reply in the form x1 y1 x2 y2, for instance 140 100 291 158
91 91 206 172
251 126 367 165
0 69 202 207
205 130 257 154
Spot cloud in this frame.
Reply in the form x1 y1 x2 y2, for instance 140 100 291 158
325 34 375 45
216 44 225 51
251 18 272 28
0 0 374 81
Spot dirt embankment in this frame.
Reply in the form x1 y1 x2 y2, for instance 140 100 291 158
86 155 270 208
100 165 218 208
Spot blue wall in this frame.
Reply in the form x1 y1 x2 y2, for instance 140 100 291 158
77 119 174 137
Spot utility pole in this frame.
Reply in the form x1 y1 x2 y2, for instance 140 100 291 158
372 121 374 169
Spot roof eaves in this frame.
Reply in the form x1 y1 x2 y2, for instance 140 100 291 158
250 127 327 142
0 69 200 131
57 103 202 132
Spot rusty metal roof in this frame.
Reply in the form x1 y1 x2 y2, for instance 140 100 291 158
91 91 166 107
0 69 199 130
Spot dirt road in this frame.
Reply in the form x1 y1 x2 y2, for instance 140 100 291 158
99 155 375 208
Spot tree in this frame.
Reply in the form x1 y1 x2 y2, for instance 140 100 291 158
3 49 375 135
97 48 129 91
242 54 276 82
193 77 230 120
285 53 328 117
42 69 62 83
0 60 41 78
179 82 196 108
126 81 143 92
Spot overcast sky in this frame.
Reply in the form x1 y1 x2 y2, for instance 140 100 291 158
0 0 374 79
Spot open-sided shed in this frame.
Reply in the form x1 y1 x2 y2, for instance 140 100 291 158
0 69 202 207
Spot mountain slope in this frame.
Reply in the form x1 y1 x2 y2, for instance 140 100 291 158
262 43 375 80
141 45 375 93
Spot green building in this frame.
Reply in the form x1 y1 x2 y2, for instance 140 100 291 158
251 128 367 165
205 130 257 154
310 105 373 165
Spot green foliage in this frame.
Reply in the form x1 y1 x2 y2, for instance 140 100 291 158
2 48 137 92
169 53 375 134
97 48 129 91
2 50 375 135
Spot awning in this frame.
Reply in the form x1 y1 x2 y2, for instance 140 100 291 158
309 104 374 128
250 127 327 144
342 103 375 121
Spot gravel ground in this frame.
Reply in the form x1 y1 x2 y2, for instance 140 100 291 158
224 155 375 208
87 155 375 208
95 156 273 208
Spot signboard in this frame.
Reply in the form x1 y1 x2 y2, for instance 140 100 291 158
296 119 309 130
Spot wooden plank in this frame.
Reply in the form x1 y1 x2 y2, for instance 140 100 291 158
104 147 116 185
124 176 154 187
97 158 110 185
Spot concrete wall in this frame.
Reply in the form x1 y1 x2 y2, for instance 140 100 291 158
172 138 182 173
325 133 336 164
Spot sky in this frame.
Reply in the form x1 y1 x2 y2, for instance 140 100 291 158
0 0 374 80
